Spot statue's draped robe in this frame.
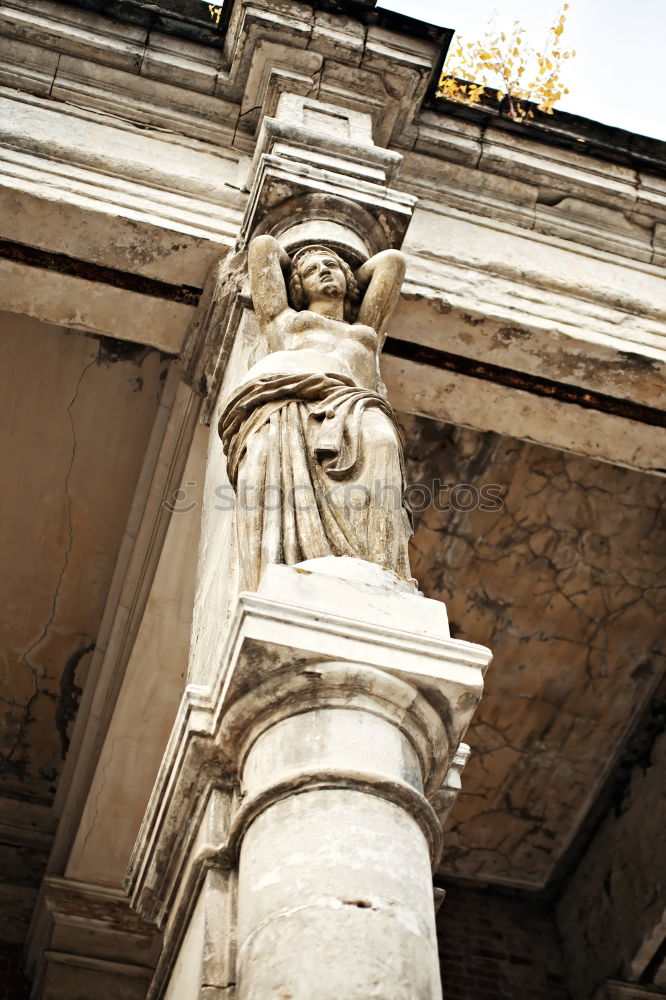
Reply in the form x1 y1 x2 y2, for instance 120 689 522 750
219 373 412 591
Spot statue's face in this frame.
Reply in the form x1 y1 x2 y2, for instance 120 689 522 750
298 251 346 304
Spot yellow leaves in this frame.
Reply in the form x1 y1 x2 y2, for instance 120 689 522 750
438 2 574 125
208 3 222 23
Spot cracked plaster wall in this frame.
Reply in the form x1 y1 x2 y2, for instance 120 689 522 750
400 413 665 890
0 313 167 796
0 311 167 939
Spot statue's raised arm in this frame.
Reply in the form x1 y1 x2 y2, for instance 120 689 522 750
354 249 406 338
248 234 291 333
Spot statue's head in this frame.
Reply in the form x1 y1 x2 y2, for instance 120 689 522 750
288 245 361 322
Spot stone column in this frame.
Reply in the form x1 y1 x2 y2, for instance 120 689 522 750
231 660 445 998
126 561 491 1000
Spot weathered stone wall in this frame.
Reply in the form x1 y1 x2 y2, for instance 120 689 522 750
437 885 570 1000
556 728 666 1000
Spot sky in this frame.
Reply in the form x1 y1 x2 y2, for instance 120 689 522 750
378 0 666 142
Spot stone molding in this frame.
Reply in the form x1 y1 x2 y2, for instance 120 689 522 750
1 0 666 292
597 983 666 999
125 565 490 899
1 0 664 268
0 88 242 262
0 86 241 346
25 876 159 1000
126 585 489 919
2 3 666 386
0 0 445 148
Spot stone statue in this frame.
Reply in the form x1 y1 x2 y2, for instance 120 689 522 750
218 234 413 591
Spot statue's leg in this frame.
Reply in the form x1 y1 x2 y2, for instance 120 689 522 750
359 408 412 579
236 418 275 591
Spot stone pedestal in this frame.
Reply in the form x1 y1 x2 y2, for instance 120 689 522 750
126 559 491 1000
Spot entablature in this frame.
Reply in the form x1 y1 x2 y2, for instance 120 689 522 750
0 0 664 475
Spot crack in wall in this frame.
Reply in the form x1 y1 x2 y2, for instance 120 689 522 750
69 731 139 870
0 354 97 775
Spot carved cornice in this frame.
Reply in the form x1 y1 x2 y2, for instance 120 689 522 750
1 0 665 281
0 0 447 149
406 116 666 269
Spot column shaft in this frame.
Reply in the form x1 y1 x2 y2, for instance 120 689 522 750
232 691 444 1000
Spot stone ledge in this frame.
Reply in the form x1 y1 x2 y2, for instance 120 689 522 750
25 876 160 1000
0 0 445 149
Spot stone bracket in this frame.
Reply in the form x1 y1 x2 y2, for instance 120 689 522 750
432 742 471 827
239 93 417 256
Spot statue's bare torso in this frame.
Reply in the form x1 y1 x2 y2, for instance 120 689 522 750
243 309 379 389
243 236 405 392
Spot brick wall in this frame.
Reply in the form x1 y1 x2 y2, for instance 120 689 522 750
0 946 30 1000
437 884 571 1000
